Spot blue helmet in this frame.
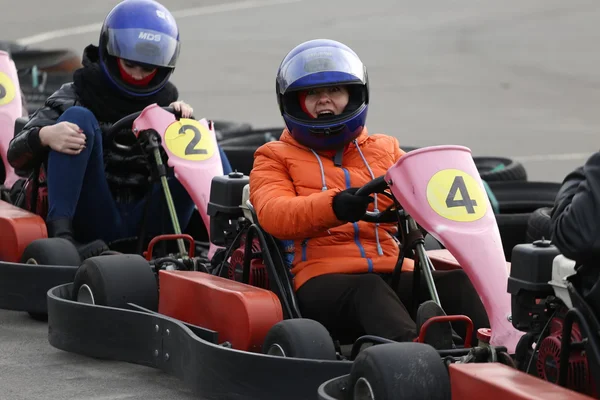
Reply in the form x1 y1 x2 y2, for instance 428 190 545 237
276 39 369 151
98 0 181 97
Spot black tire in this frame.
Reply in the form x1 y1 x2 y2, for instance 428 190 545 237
487 182 559 261
72 254 158 311
262 318 337 360
348 342 451 400
213 120 253 142
525 207 553 243
474 156 527 182
400 145 421 152
487 181 559 214
20 237 82 266
219 128 281 147
20 237 82 320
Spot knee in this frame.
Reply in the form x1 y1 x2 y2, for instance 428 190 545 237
58 106 101 140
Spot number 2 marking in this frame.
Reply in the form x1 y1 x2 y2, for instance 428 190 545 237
179 124 207 155
445 176 477 214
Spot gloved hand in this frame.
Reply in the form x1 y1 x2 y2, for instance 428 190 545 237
332 187 374 222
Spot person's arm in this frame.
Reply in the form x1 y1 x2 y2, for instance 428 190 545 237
551 151 600 263
249 144 344 240
8 84 76 173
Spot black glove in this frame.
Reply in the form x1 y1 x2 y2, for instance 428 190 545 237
332 187 374 222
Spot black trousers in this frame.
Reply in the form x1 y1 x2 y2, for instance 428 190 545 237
296 269 490 344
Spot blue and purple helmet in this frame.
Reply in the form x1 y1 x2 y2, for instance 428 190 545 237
98 0 180 97
276 39 369 151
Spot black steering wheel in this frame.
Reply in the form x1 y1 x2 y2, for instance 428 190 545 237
355 176 404 224
105 106 194 152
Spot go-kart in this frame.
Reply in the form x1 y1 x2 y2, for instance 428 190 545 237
0 103 224 320
314 147 600 399
44 144 591 399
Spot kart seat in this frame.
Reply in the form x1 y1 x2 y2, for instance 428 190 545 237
241 183 254 223
238 183 301 319
240 183 295 268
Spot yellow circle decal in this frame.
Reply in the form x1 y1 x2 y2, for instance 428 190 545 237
426 169 487 222
164 118 215 161
0 71 16 106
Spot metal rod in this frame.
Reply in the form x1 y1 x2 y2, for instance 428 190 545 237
408 216 441 306
153 149 187 257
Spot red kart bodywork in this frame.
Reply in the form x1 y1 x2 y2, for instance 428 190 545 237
153 248 493 355
0 200 46 262
449 363 591 400
158 270 283 352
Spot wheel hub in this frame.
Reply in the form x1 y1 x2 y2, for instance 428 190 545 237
266 344 286 357
354 377 375 400
77 284 96 305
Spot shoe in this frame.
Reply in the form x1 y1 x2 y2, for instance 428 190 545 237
46 217 110 260
416 300 454 350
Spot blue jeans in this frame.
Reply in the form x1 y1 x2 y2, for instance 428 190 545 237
46 106 232 244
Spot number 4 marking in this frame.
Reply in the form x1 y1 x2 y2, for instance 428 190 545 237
445 176 477 214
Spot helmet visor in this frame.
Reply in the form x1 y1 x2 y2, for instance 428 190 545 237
105 28 179 68
277 46 366 93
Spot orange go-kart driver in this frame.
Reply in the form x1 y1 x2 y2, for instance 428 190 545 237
249 39 490 349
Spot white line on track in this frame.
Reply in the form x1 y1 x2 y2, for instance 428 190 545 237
513 152 593 162
16 0 301 46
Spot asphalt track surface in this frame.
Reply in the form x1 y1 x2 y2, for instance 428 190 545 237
2 0 600 399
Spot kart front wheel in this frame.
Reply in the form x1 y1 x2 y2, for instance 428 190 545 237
262 318 337 360
21 237 82 321
348 342 451 400
72 254 158 311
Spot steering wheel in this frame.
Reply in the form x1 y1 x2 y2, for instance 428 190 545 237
355 176 404 224
105 106 194 152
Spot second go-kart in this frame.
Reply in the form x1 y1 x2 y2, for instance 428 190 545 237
43 144 592 399
0 103 224 319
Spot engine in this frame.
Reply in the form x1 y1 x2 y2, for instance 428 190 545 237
509 240 597 396
508 240 559 332
536 309 596 397
207 172 271 289
227 235 269 289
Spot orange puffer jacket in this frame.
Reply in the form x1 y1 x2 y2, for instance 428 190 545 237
249 127 414 291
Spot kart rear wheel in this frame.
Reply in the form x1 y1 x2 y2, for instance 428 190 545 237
21 237 82 321
72 254 158 311
348 342 450 400
262 318 337 360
